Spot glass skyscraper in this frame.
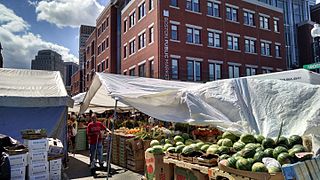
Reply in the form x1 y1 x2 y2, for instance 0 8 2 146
259 0 317 68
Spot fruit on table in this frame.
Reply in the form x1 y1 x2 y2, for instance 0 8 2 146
236 158 251 171
181 133 190 140
264 148 274 157
262 138 275 149
252 162 268 172
220 154 230 160
185 139 194 145
276 136 289 148
289 135 303 146
200 144 210 152
174 135 184 143
226 157 237 168
277 152 291 165
221 139 233 147
268 166 281 173
241 148 256 158
163 144 173 151
253 151 267 162
176 142 184 146
254 135 265 144
167 147 176 153
182 146 195 156
222 131 238 142
240 134 256 144
175 145 185 153
218 146 230 155
150 140 160 147
273 146 288 159
152 145 164 155
207 147 220 155
233 141 246 151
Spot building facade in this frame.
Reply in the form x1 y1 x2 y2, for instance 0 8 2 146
311 3 320 23
71 70 81 96
121 0 286 81
79 25 95 69
31 50 65 82
64 62 79 95
258 0 316 68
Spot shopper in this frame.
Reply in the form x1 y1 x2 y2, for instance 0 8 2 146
87 113 110 167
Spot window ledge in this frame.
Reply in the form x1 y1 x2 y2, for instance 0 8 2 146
185 9 202 15
244 24 256 28
228 49 241 52
226 19 239 24
275 31 280 34
186 42 203 46
169 5 180 9
138 15 146 23
207 15 222 20
208 45 222 49
149 41 154 45
245 52 257 55
149 8 154 13
138 46 146 52
261 55 272 58
260 28 271 31
170 39 180 43
276 57 282 59
129 52 136 57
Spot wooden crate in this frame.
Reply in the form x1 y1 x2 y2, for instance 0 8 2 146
193 156 218 167
127 159 144 172
180 155 194 163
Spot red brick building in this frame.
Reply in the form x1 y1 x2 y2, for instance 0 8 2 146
84 29 97 91
121 0 286 81
311 3 320 24
71 70 81 96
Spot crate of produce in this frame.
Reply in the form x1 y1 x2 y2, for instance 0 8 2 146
193 154 218 167
165 152 179 160
174 166 208 180
126 138 143 151
127 159 144 172
145 152 173 180
127 149 144 161
21 129 47 140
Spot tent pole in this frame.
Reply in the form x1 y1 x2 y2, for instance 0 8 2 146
107 98 118 179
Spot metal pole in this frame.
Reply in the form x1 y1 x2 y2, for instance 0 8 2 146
107 97 118 179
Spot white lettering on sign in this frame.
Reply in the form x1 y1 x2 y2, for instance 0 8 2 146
163 14 169 80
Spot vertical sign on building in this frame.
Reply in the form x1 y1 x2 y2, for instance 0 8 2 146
163 10 169 80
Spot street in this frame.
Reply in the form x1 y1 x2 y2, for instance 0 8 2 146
64 152 144 180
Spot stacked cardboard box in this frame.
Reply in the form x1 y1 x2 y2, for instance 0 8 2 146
119 136 128 168
24 138 49 180
111 134 119 165
49 158 62 180
145 152 174 180
126 139 144 172
8 153 27 180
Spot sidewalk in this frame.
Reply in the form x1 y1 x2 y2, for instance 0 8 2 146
64 151 144 180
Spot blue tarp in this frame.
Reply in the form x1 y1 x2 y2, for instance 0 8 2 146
0 106 67 146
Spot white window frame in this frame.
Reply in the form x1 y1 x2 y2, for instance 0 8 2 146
207 30 221 48
226 5 238 22
227 33 240 51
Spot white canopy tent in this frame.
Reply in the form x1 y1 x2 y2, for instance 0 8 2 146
0 68 73 145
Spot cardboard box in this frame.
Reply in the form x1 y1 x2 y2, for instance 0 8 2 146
28 173 49 180
24 138 48 152
145 152 173 180
28 161 49 176
49 159 62 171
174 166 208 180
9 153 27 168
49 170 61 180
48 138 64 156
28 151 48 164
11 166 26 179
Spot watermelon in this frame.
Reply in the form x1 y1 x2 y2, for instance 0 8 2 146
241 148 256 158
233 141 246 151
163 144 173 151
208 144 219 149
268 166 281 173
217 135 222 141
175 145 185 153
207 147 220 155
182 146 195 156
273 146 288 159
245 143 259 150
146 147 154 153
226 157 237 168
176 142 184 146
167 147 176 153
276 137 289 148
201 144 210 152
165 139 172 144
153 145 164 154
174 136 184 143
277 152 291 165
150 140 160 147
217 139 224 146
252 162 268 172
289 135 303 146
220 154 231 160
236 158 251 171
221 139 233 147
222 131 238 142
196 142 205 149
254 135 265 143
232 152 242 158
262 138 275 149
288 145 306 157
240 134 256 144
264 148 274 157
256 147 264 152
181 133 190 140
218 146 230 155
253 151 266 162
247 158 255 165
185 139 194 145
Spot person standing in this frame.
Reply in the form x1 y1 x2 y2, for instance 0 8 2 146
87 114 110 167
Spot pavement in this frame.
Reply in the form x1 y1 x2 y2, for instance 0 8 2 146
64 151 144 180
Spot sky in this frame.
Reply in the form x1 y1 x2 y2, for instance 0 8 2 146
0 0 319 69
0 0 109 69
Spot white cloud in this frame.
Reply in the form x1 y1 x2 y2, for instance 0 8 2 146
0 3 78 69
31 0 104 28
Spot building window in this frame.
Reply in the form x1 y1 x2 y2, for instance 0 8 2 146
106 59 109 69
106 37 109 48
171 59 179 79
226 6 238 22
124 71 127 75
259 16 269 30
208 63 221 81
138 32 146 49
228 65 240 78
170 0 178 7
139 64 146 77
244 11 254 26
106 17 109 27
274 19 279 32
129 68 135 76
245 39 256 53
150 60 154 78
138 2 146 20
149 0 154 11
129 40 135 55
102 21 106 31
186 0 200 12
171 25 178 40
207 1 219 17
149 26 154 43
102 61 105 71
275 44 281 57
187 60 201 81
124 19 127 33
129 12 136 28
246 67 256 76
102 41 105 52
187 27 201 44
261 41 271 56
208 31 221 48
123 45 127 58
262 69 272 74
227 35 239 51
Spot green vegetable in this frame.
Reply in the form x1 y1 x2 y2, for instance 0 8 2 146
264 148 274 157
254 135 265 144
175 145 185 153
200 144 210 152
233 141 246 151
174 136 184 143
268 166 281 173
240 134 256 144
222 131 238 142
226 157 237 168
220 154 231 160
163 144 173 151
150 140 160 147
221 139 233 147
277 152 291 165
262 138 275 149
289 135 303 146
236 158 251 171
182 146 195 156
252 162 268 172
241 148 256 158
273 146 288 159
253 151 266 162
218 146 230 155
176 142 184 146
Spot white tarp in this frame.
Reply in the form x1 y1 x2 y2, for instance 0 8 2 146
81 70 320 139
0 68 73 107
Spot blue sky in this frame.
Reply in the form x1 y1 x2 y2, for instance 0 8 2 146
0 0 109 68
